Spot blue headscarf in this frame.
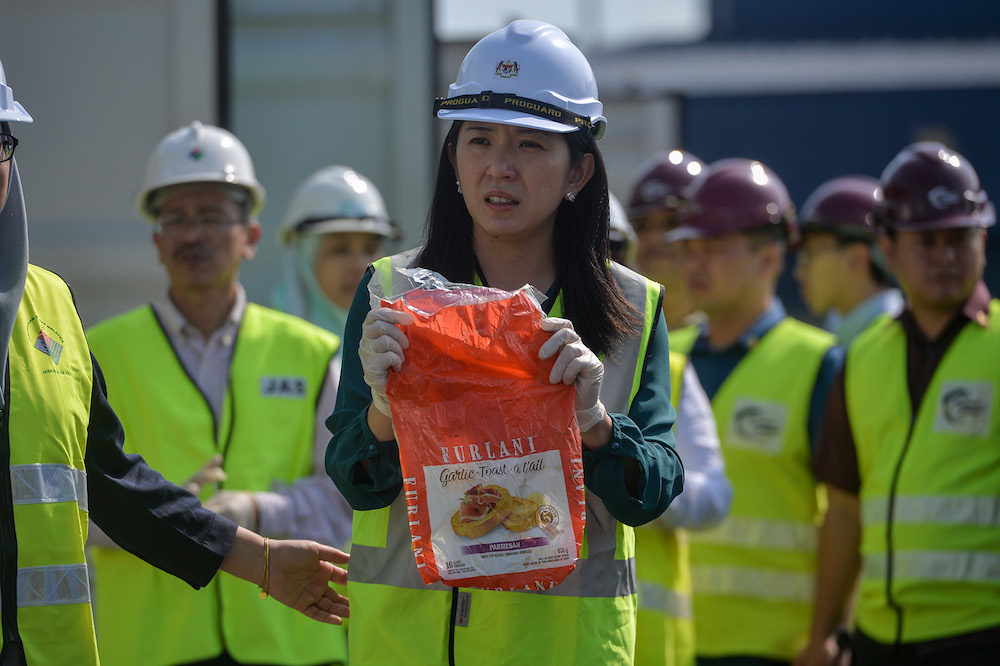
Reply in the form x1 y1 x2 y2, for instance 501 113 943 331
269 234 350 346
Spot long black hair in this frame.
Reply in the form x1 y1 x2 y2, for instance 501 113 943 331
418 121 641 358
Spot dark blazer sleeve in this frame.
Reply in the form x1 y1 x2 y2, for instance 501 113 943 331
85 353 237 589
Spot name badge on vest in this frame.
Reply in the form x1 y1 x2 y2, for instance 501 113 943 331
726 398 788 454
260 376 307 399
933 381 993 437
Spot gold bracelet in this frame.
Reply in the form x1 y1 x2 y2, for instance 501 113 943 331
258 537 270 600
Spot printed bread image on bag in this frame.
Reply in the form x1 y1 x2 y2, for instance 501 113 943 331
451 484 545 537
451 484 511 538
374 267 586 591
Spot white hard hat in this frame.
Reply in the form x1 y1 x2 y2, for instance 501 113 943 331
434 20 606 140
0 58 33 123
136 121 266 220
279 166 399 246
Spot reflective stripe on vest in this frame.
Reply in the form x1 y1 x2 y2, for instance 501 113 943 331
350 501 637 598
353 251 661 664
861 550 1000 583
672 317 834 660
847 302 1000 644
862 495 1000 528
87 303 345 666
691 564 813 603
3 265 98 665
10 463 88 512
688 516 817 552
15 564 90 607
637 580 692 620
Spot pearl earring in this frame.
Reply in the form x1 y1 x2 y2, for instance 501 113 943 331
456 180 462 194
565 192 576 203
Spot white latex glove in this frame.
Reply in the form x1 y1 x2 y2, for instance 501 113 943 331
183 454 227 497
204 490 259 532
538 317 607 432
359 306 414 417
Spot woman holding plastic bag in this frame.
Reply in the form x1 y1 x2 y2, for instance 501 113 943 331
326 20 684 665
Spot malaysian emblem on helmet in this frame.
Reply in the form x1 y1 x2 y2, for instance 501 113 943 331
927 185 960 210
495 60 519 78
188 146 204 161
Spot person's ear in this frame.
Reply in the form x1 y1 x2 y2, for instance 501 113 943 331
242 220 263 260
755 240 783 282
877 234 896 273
846 242 868 272
567 153 595 196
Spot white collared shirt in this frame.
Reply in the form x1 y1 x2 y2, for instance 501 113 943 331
150 285 351 549
658 363 733 531
154 286 245 422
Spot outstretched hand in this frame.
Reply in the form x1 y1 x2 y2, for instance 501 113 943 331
220 527 350 625
268 539 350 625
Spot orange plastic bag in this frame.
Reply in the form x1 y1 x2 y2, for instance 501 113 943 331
377 267 586 591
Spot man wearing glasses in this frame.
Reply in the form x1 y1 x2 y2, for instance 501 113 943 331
0 58 349 666
86 122 351 666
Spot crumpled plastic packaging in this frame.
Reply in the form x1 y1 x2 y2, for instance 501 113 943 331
372 266 586 591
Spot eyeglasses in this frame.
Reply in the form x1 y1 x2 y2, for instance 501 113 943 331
155 210 243 236
1 134 18 163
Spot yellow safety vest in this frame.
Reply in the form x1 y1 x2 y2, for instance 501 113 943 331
634 351 694 666
87 304 345 666
847 301 1000 644
1 265 97 665
672 319 834 661
347 251 662 665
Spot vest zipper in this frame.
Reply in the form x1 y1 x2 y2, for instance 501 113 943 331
152 305 234 658
215 373 238 659
884 413 918 646
0 368 27 663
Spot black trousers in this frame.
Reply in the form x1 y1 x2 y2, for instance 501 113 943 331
697 657 788 666
852 626 1000 666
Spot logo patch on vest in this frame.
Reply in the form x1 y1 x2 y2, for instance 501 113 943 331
726 398 788 454
260 376 306 398
26 316 66 367
933 381 993 436
34 330 63 365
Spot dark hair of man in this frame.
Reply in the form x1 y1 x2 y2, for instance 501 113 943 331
745 223 788 248
418 121 641 358
819 233 894 287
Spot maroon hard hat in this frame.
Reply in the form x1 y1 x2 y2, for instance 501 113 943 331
674 157 796 241
799 175 880 241
873 141 995 231
626 150 705 221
